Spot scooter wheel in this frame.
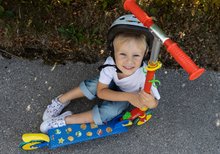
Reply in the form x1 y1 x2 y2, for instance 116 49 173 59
133 118 139 125
19 141 41 150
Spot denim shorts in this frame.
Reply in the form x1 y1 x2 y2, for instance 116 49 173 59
79 76 129 125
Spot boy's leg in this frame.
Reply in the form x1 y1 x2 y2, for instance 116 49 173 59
42 86 84 121
61 76 99 124
40 98 129 133
63 100 129 125
42 76 99 122
40 110 94 133
58 87 84 103
40 100 129 133
65 110 94 124
43 76 99 120
92 101 130 125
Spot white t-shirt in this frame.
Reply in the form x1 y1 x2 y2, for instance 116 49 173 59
99 56 160 100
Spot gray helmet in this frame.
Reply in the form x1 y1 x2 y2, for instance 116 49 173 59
107 14 154 52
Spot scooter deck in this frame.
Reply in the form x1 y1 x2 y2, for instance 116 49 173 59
47 116 129 149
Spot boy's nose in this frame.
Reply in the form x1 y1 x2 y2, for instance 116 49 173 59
126 56 133 64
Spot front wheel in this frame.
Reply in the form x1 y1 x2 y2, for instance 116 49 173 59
135 113 152 126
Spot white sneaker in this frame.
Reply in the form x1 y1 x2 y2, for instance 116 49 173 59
40 111 72 133
42 96 70 121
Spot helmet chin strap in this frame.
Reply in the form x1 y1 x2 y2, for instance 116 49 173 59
98 64 122 73
111 51 123 73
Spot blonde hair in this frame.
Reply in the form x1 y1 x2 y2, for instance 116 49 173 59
113 33 148 52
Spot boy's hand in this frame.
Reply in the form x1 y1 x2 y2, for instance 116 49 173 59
128 90 158 109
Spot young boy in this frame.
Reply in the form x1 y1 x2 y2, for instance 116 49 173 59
40 14 160 133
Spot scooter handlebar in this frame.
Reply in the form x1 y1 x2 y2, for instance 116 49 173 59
124 0 205 80
164 39 205 80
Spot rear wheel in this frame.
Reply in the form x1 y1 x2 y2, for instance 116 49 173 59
19 141 42 150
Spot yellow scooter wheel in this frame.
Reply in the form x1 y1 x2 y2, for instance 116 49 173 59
136 114 152 126
19 141 42 150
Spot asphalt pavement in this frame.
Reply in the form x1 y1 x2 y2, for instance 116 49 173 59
0 55 219 154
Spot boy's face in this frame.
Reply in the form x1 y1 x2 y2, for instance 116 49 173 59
114 38 146 77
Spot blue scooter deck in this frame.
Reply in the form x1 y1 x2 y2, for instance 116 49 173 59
47 116 129 149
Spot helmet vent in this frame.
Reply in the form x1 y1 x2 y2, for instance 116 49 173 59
126 20 141 24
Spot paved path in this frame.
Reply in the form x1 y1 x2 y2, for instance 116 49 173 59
0 56 219 154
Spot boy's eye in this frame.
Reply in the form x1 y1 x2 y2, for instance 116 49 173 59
133 54 140 57
119 53 126 56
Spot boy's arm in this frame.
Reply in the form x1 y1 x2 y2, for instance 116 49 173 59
97 82 158 109
97 82 134 102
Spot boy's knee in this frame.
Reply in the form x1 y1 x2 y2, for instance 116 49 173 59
100 109 120 122
99 102 128 123
79 77 99 100
92 104 122 125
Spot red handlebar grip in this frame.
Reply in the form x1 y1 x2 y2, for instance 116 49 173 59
164 39 205 80
123 0 154 27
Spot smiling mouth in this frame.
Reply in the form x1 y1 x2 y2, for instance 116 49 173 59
123 66 134 70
